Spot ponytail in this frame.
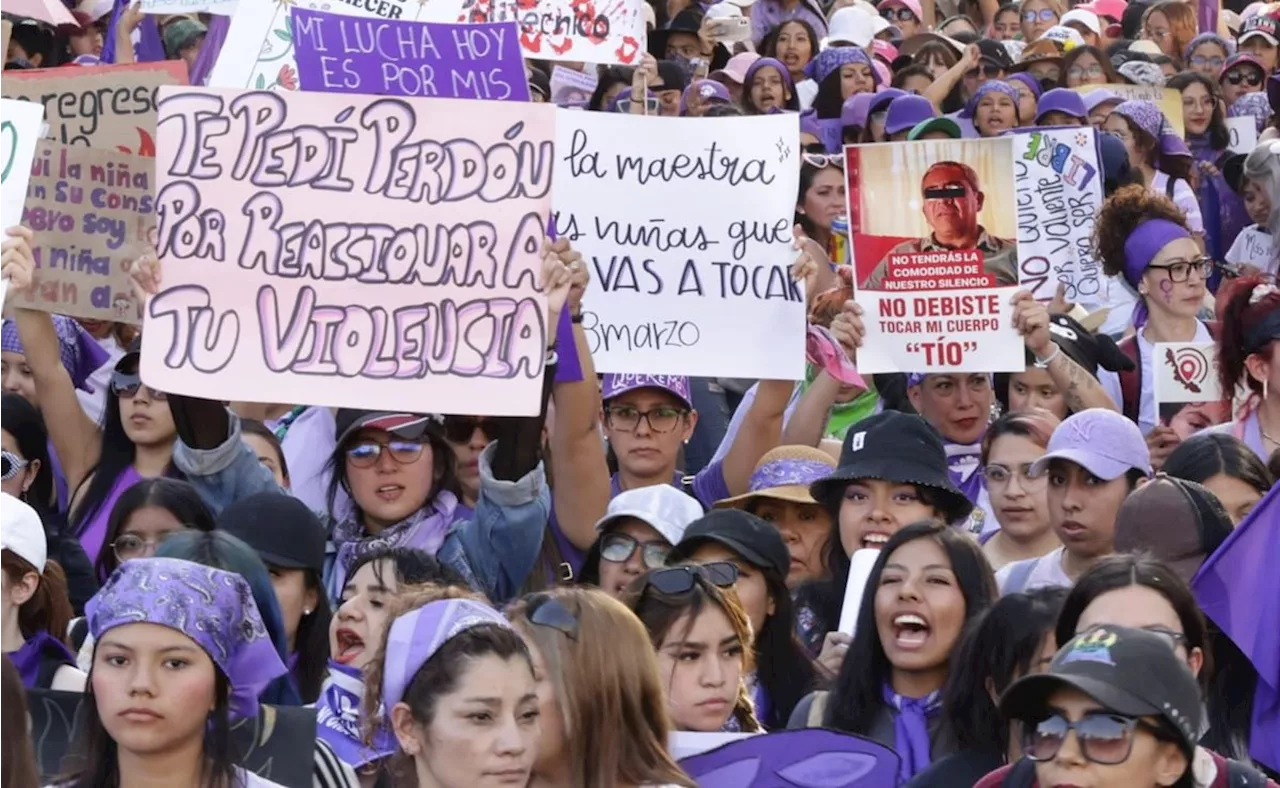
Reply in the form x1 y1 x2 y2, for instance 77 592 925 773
1 551 73 646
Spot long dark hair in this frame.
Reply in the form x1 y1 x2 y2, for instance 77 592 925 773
1164 432 1274 497
754 564 818 727
291 569 332 704
93 478 216 583
2 656 38 788
760 19 818 72
825 522 997 732
589 66 633 111
61 663 234 788
1057 45 1121 87
943 587 1067 755
325 425 460 526
1118 113 1196 184
2 393 56 516
1166 71 1231 151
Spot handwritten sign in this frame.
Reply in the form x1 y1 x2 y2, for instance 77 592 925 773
2 62 188 156
846 138 1024 374
141 87 555 416
448 0 646 65
1072 84 1184 137
208 0 438 91
1153 342 1229 439
1 99 45 229
2 21 11 61
552 111 804 380
1226 116 1259 155
291 9 530 101
550 66 598 107
140 0 238 14
1013 128 1103 304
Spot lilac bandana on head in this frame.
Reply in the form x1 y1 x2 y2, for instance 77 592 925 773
1121 218 1192 326
86 558 287 720
1111 100 1191 161
961 81 1020 120
807 47 877 87
0 317 109 392
747 458 834 493
381 600 512 715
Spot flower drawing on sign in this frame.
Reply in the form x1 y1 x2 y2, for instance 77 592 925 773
277 64 299 90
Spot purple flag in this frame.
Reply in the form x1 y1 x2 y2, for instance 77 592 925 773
290 9 531 102
1192 482 1279 771
679 729 901 787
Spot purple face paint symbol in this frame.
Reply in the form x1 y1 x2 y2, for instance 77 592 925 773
1158 277 1174 303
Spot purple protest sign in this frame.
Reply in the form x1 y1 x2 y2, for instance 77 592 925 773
291 8 531 102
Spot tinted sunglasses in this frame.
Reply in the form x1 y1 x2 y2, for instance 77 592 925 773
600 532 672 568
1 450 29 481
881 6 916 21
643 561 739 595
443 415 491 443
1224 69 1263 86
966 63 1003 79
344 438 427 468
526 593 579 640
1024 712 1175 764
110 371 167 401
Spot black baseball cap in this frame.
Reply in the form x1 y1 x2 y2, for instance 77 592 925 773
667 510 790 577
334 410 442 446
976 38 1014 70
1023 313 1134 378
216 492 326 574
1000 624 1202 756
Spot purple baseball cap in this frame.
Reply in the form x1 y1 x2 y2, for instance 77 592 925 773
601 373 693 409
885 94 937 136
842 92 878 128
681 79 731 114
1082 88 1123 114
1030 409 1152 481
867 87 905 117
1034 88 1088 123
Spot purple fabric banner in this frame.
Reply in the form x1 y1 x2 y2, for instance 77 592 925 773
1197 0 1218 49
290 9 531 102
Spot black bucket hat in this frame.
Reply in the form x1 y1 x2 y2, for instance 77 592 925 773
809 411 973 523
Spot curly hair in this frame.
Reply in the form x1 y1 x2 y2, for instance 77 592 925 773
1215 275 1280 403
1092 184 1189 277
808 266 854 327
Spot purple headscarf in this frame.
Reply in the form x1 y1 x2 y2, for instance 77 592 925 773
86 558 287 721
1184 32 1233 62
960 81 1020 121
0 317 110 392
744 57 800 113
381 599 512 714
806 46 878 88
1111 100 1192 161
1007 72 1043 100
1230 93 1273 134
800 109 823 140
1122 218 1192 326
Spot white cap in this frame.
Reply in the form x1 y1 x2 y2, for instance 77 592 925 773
1128 39 1163 55
1043 24 1087 48
593 486 704 546
826 5 891 47
1060 9 1101 35
1 493 46 572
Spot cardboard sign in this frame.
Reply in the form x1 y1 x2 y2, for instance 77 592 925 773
1153 342 1229 439
16 141 151 323
1 61 188 155
444 0 646 65
846 137 1024 374
1073 84 1184 137
1013 128 1104 304
208 0 439 91
550 66 598 107
141 87 555 416
2 98 46 229
1226 116 1259 155
2 20 12 61
552 111 804 380
291 9 530 101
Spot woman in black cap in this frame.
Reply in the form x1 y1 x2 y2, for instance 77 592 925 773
666 510 817 729
795 411 973 664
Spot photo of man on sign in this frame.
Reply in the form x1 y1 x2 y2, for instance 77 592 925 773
859 160 1018 290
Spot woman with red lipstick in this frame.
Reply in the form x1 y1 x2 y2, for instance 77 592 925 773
980 412 1061 572
790 522 997 784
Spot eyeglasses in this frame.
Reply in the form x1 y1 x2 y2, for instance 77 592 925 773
344 438 427 468
643 561 739 595
1067 64 1105 80
600 532 673 568
880 6 916 21
1023 8 1057 22
802 152 844 169
1142 626 1190 651
1024 712 1172 764
111 531 180 561
965 63 1003 79
1147 257 1213 283
1224 69 1263 87
1 450 29 481
1189 54 1224 69
1143 27 1170 39
603 405 689 434
110 372 167 401
983 462 1048 490
442 416 491 444
526 593 579 640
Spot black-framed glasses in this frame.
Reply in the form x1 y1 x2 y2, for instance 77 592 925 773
110 372 168 401
1224 69 1263 87
1148 257 1213 283
802 152 844 169
1023 8 1057 22
526 593 579 641
600 532 672 569
880 6 916 21
344 438 427 468
1 450 28 482
442 415 491 444
643 561 739 595
1024 712 1172 764
111 531 181 561
603 405 689 434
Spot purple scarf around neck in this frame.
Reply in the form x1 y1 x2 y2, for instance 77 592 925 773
332 490 458 582
10 631 77 689
946 441 985 504
315 660 399 768
882 684 943 782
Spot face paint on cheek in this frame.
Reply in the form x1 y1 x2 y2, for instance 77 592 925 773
1159 278 1174 303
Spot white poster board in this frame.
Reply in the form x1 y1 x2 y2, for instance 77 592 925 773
1226 116 1259 155
1 98 45 229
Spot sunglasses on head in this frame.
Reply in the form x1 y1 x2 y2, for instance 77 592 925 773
442 415 491 444
110 371 167 401
802 152 844 169
526 593 580 640
1024 712 1177 765
1224 69 1263 86
1 450 29 482
643 561 739 595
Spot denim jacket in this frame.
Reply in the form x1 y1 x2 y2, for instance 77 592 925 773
320 441 550 606
172 411 285 510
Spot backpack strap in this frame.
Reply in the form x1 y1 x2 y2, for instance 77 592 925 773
1227 759 1270 787
807 691 830 727
1165 175 1178 199
1118 334 1141 424
1004 559 1038 595
1004 757 1039 788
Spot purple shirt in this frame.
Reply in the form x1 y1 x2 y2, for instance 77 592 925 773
77 466 144 565
751 0 828 46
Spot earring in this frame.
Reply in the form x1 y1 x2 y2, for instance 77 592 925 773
303 609 312 616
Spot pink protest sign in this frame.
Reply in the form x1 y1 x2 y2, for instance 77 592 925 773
140 87 555 416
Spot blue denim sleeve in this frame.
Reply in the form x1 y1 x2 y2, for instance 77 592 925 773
171 411 283 513
691 460 731 509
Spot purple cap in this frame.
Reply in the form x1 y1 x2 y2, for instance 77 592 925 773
601 373 693 409
868 87 906 116
87 558 288 721
681 79 731 114
1083 88 1123 113
1030 409 1152 481
1034 88 1088 122
885 94 937 135
842 92 878 128
1219 52 1267 81
382 599 512 714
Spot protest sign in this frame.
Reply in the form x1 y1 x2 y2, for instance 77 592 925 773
1073 84 1184 136
2 62 188 155
140 0 238 14
291 9 530 101
846 137 1024 375
141 87 555 416
552 111 804 380
1226 116 1259 155
16 142 151 324
550 66 598 107
1 98 45 229
669 732 760 760
1153 342 1229 439
1 21 11 59
447 0 646 65
208 0 438 91
1012 127 1104 304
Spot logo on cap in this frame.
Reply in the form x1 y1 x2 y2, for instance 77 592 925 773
1049 321 1078 342
1060 627 1118 667
1068 415 1096 443
851 431 866 451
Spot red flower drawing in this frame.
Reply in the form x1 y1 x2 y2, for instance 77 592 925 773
278 64 298 90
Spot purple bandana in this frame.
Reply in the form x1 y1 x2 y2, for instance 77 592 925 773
946 441 986 505
747 458 834 493
1229 93 1273 134
10 631 76 689
332 490 458 589
0 317 109 392
961 81 1020 120
806 46 877 87
1122 218 1192 326
315 660 398 768
1111 100 1191 161
382 599 512 714
86 558 287 720
883 685 943 782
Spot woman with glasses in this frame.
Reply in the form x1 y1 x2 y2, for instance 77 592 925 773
1017 0 1062 42
91 478 215 585
879 0 922 39
507 587 695 788
579 486 702 598
1184 34 1230 79
791 523 997 784
978 412 1061 572
1140 0 1196 62
1059 45 1119 88
622 562 762 733
1219 54 1268 110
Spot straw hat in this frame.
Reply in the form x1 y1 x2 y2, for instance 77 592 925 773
715 446 837 509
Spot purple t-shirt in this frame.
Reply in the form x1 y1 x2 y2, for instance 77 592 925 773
76 466 144 565
550 461 732 576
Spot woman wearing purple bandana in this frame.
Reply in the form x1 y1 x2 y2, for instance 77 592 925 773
962 81 1021 137
67 558 289 788
1101 100 1205 242
810 47 879 123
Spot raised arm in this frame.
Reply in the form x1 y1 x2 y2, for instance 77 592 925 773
1012 291 1120 414
781 370 843 447
923 44 981 111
